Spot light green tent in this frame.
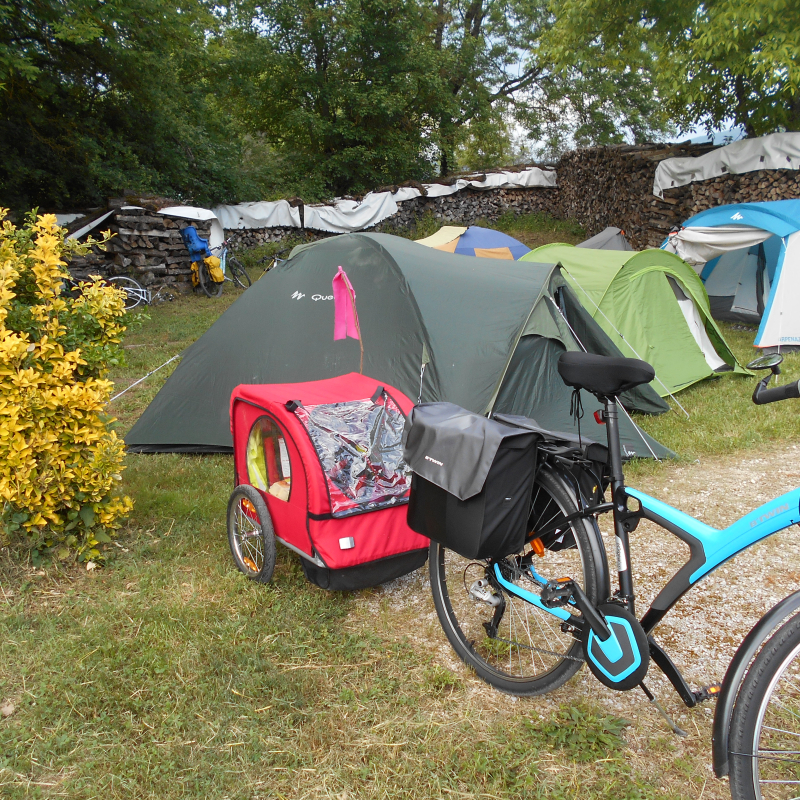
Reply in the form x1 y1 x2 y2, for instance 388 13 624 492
520 244 748 397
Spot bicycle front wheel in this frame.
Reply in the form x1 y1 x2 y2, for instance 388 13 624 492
429 468 608 696
199 260 224 298
229 256 252 289
107 275 146 310
729 611 800 800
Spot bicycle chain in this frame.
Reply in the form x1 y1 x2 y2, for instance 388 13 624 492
489 635 585 663
489 559 585 663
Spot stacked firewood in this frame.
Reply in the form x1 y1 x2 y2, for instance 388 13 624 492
557 143 709 249
67 208 212 292
65 149 800 291
558 144 800 249
397 188 559 227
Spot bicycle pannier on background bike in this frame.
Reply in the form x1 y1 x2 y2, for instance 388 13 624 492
404 403 539 559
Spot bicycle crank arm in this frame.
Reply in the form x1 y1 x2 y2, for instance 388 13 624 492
541 577 612 641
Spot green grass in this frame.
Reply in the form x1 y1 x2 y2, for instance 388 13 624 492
490 210 587 248
632 323 800 470
3 222 793 799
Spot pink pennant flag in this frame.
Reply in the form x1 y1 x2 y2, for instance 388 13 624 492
332 266 361 341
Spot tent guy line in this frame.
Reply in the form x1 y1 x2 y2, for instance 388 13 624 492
109 354 182 403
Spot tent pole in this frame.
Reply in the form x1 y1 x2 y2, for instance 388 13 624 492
559 267 691 419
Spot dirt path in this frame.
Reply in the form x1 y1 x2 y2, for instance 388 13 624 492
352 442 800 798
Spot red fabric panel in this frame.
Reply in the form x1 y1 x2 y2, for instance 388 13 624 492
309 506 428 570
230 373 413 516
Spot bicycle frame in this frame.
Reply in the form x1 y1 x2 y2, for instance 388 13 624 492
495 394 800 704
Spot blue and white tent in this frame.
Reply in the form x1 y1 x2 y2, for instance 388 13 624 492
664 200 800 349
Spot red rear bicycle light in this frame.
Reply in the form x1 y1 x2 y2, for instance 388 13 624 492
594 410 606 424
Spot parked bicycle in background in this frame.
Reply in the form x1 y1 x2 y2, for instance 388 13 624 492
180 226 251 298
63 274 173 311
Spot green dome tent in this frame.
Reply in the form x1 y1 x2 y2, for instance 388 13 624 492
126 233 671 458
520 244 747 397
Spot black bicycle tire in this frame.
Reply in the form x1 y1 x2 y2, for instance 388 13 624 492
227 485 276 584
229 257 252 289
728 611 800 800
429 467 607 696
198 259 223 298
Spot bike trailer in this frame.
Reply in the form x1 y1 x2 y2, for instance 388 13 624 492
404 403 540 559
229 374 429 590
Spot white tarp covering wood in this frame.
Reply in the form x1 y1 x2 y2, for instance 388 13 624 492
653 132 800 198
303 192 400 233
65 209 115 241
664 225 774 268
159 205 226 249
209 166 556 234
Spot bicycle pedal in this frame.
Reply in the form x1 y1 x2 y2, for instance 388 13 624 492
692 683 721 703
541 577 575 608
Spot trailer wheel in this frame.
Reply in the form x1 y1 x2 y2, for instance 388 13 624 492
227 485 276 583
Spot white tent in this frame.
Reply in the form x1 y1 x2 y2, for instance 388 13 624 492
663 200 800 350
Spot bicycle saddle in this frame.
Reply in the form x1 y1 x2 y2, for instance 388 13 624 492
557 352 655 398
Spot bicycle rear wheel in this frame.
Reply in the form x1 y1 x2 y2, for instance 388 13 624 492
429 468 608 696
229 256 252 289
729 611 800 800
198 259 223 298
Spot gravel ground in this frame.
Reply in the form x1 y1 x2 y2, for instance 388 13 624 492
353 442 800 798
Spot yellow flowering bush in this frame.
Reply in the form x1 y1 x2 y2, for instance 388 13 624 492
0 211 133 562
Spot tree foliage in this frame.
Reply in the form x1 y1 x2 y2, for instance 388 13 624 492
0 0 681 207
0 0 267 210
224 0 444 197
225 0 671 193
545 0 800 136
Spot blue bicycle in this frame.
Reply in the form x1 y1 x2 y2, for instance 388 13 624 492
428 351 800 800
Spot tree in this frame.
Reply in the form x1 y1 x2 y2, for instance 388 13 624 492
0 0 263 210
227 0 672 192
224 0 445 198
544 0 800 136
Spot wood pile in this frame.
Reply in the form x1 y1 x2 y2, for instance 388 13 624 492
557 143 711 248
65 146 800 292
558 144 800 249
68 208 211 293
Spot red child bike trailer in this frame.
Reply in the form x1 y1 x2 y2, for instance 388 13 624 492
228 373 429 591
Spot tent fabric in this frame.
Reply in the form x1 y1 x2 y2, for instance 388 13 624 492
416 225 530 259
552 282 669 415
665 225 774 267
577 227 634 251
520 243 747 397
415 226 466 248
653 133 800 198
664 200 800 348
125 232 671 459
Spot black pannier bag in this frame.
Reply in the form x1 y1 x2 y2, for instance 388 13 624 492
404 403 539 559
